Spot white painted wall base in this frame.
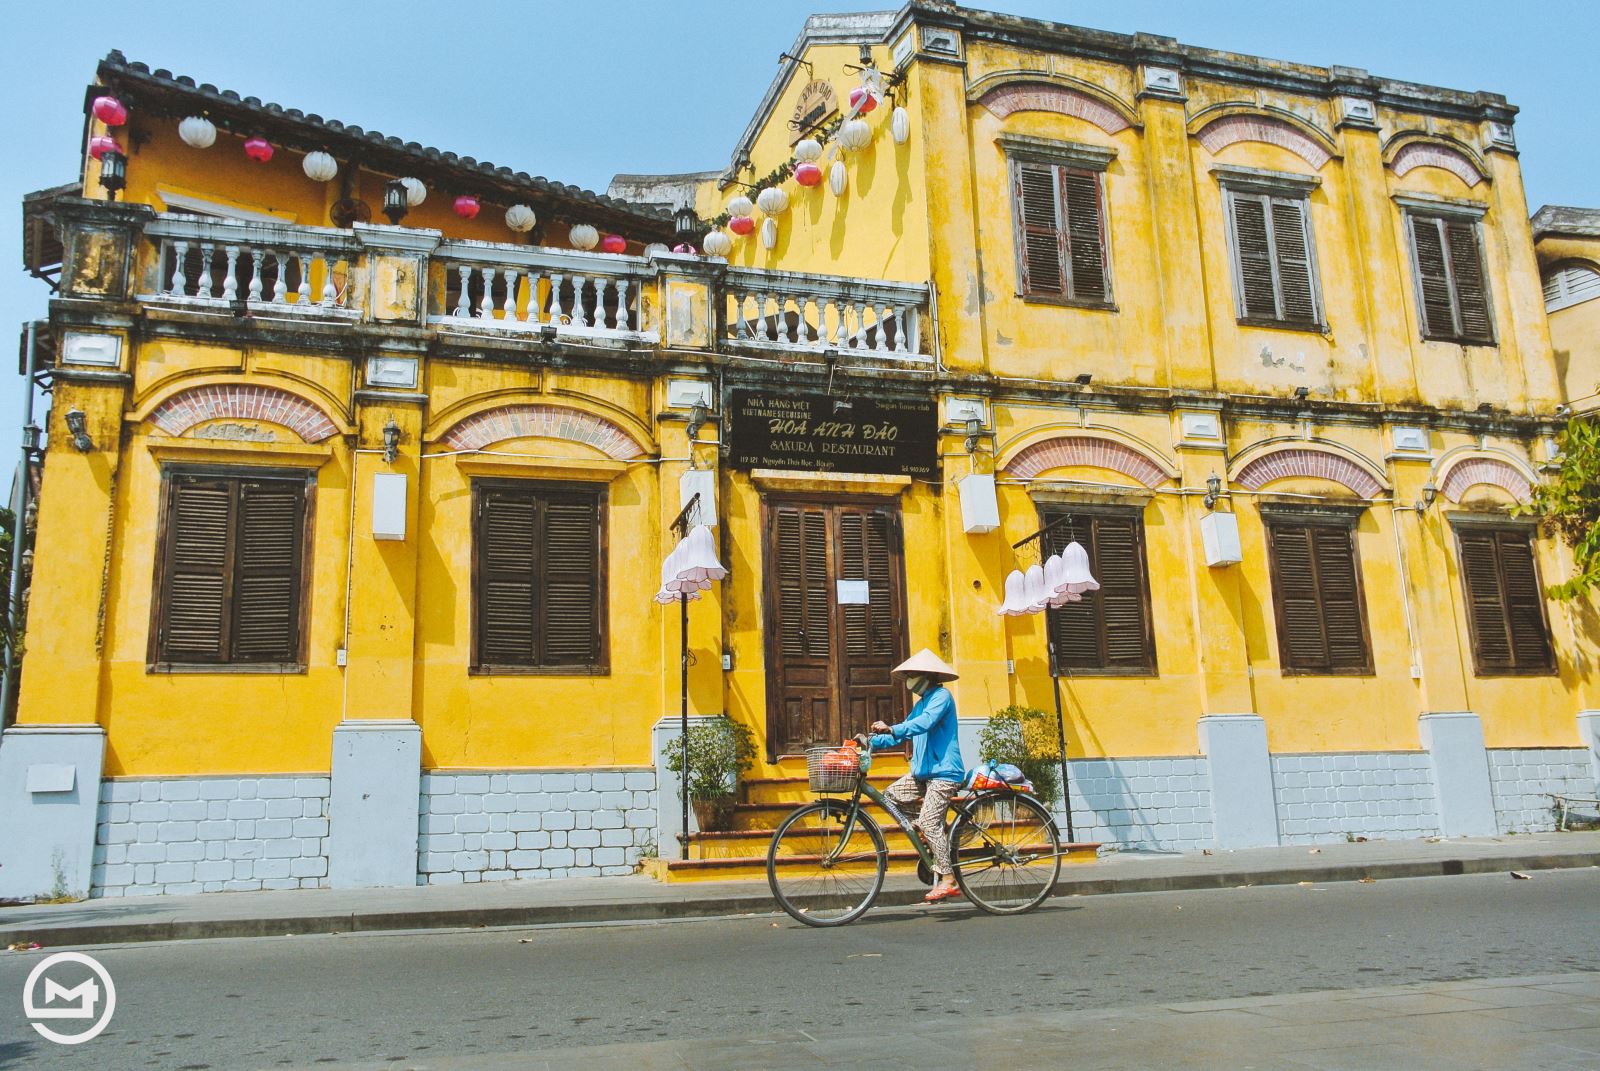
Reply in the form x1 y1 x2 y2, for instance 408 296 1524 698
1271 752 1440 843
1580 711 1600 792
1488 748 1597 832
1199 714 1280 849
0 726 105 899
328 720 421 889
1419 712 1497 837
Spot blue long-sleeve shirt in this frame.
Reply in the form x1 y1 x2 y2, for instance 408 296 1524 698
869 684 963 783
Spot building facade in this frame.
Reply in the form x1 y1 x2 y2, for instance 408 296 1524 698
1 2 1596 900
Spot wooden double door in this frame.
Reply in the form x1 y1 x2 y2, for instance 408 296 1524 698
763 497 910 757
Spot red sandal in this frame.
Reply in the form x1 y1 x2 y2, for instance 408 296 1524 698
923 885 962 903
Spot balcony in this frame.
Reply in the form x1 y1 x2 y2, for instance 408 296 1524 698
140 215 362 319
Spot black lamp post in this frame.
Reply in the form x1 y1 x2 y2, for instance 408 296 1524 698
99 150 127 200
382 179 409 225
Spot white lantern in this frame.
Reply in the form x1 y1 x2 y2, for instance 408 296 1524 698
400 177 427 207
836 118 872 152
302 151 338 182
676 525 728 584
644 242 669 258
505 204 537 232
829 160 848 197
892 106 910 144
1024 564 1051 612
756 186 789 216
569 223 599 250
1059 541 1100 594
760 217 778 250
1043 554 1069 608
794 138 823 164
996 569 1030 616
726 195 754 218
702 229 733 257
178 115 216 149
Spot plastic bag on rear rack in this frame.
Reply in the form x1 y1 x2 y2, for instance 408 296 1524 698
963 761 1034 794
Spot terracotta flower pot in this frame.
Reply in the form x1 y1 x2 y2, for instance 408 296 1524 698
692 797 736 833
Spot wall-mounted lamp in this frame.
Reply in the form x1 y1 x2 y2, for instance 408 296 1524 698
1293 385 1310 400
21 422 42 457
1073 373 1092 387
381 179 409 225
1418 484 1437 512
64 408 92 452
673 206 701 246
99 150 127 200
686 403 708 444
964 417 986 454
1203 473 1222 510
823 347 841 394
1554 403 1571 418
539 324 559 343
382 418 402 464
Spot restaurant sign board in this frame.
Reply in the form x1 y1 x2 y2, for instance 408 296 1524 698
727 389 938 477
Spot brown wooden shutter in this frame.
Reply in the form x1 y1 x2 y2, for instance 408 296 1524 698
1267 524 1329 669
1496 532 1552 669
1013 160 1066 296
1231 193 1279 319
775 506 830 661
476 489 538 667
1267 519 1371 674
1410 216 1458 338
1312 525 1368 671
1044 511 1155 674
1060 170 1108 302
1270 198 1318 325
541 494 601 667
158 476 233 663
230 478 306 663
1457 527 1552 673
1445 220 1492 341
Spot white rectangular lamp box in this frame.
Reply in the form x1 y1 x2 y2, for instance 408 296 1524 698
1200 511 1242 567
957 473 999 534
679 469 717 527
371 472 408 541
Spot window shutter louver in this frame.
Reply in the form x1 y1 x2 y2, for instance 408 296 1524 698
1456 527 1552 673
1312 525 1368 670
1043 511 1156 674
230 480 305 662
159 477 233 662
1445 220 1492 341
775 506 831 661
1409 217 1458 338
1270 199 1318 325
1496 532 1552 669
1061 170 1108 302
1268 524 1330 669
1267 519 1371 674
1543 263 1600 312
1013 161 1066 297
1231 193 1280 319
541 496 600 667
477 491 538 667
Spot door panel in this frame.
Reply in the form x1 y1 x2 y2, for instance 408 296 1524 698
765 498 908 756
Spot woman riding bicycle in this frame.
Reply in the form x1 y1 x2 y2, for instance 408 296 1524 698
869 648 964 903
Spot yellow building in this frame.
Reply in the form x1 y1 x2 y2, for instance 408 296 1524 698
1 4 1595 900
1533 205 1600 415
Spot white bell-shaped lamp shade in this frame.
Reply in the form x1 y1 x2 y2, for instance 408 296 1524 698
661 538 692 593
1059 541 1100 594
1023 563 1049 613
1043 553 1074 608
675 525 727 584
654 585 701 604
996 569 1029 616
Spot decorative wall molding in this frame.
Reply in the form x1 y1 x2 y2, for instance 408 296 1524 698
975 80 1134 135
438 403 646 459
1438 456 1532 504
1234 447 1385 498
1003 435 1170 487
1390 141 1486 188
149 385 339 443
1195 114 1333 170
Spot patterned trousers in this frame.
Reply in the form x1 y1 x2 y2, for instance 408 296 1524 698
884 775 961 875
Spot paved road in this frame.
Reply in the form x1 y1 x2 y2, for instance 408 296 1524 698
1 868 1597 1069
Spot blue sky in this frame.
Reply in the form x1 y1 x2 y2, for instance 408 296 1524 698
2 0 1595 440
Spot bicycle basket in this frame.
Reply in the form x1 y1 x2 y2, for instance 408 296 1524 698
805 745 862 793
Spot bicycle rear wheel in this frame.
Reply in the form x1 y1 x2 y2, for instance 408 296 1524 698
950 792 1061 914
767 799 886 927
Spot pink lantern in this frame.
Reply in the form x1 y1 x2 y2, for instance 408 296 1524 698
848 86 879 114
453 195 480 220
88 135 119 161
92 96 128 127
601 233 627 254
243 136 274 163
729 215 755 236
794 162 823 187
672 242 696 254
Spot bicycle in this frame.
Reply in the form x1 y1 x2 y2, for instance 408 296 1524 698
766 736 1063 926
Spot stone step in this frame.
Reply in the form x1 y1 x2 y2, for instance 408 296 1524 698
652 840 1103 883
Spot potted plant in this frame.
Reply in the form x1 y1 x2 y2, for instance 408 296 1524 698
977 705 1062 807
662 716 757 833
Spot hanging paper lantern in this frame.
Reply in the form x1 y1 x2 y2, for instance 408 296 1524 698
601 233 627 254
726 195 754 219
794 138 823 164
702 229 733 257
728 215 755 236
1058 541 1101 595
569 223 599 250
243 136 274 163
302 151 338 182
836 118 872 152
178 116 216 148
505 204 537 232
88 135 119 161
672 242 696 254
794 162 823 187
452 195 480 219
996 570 1030 616
1023 564 1050 612
892 106 910 144
760 218 778 250
644 243 669 258
92 96 128 127
756 186 789 216
400 177 427 207
848 86 879 114
829 161 848 196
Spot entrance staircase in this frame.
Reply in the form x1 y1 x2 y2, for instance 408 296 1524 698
649 754 1102 883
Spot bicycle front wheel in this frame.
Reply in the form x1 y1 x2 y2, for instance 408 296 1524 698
767 799 887 927
950 792 1062 915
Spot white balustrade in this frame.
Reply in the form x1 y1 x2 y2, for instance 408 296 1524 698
431 241 651 340
719 267 927 360
144 215 360 315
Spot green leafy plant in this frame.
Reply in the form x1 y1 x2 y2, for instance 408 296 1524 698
1515 414 1600 600
662 717 757 833
977 705 1061 807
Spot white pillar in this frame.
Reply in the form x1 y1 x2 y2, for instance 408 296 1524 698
1578 711 1600 794
1199 714 1280 849
0 726 106 899
327 720 421 888
1419 712 1497 837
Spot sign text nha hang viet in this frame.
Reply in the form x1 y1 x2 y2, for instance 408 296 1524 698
727 389 938 477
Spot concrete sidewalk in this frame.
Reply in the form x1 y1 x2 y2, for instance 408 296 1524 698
3 830 1597 948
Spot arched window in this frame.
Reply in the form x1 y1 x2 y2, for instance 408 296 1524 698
1543 262 1600 313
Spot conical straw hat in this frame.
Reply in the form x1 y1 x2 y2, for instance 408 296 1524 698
891 648 959 682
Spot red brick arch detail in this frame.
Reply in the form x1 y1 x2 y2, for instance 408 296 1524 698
1004 436 1169 487
149 385 339 443
1235 448 1384 499
1196 114 1331 170
1439 458 1530 504
977 83 1131 135
1389 142 1485 187
438 404 645 460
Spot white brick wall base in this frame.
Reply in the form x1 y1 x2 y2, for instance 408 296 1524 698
417 769 656 884
1062 757 1214 852
1488 748 1596 833
1272 752 1441 843
92 776 331 897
